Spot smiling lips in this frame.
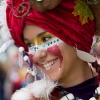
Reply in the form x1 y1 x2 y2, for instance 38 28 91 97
30 44 63 70
42 58 58 70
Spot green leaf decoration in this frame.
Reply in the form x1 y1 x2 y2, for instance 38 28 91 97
96 38 99 42
72 0 94 25
87 0 98 5
92 44 97 48
92 38 100 48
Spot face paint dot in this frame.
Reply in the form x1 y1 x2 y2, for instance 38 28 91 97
57 39 59 42
51 42 52 44
43 45 45 47
48 43 50 46
54 40 56 43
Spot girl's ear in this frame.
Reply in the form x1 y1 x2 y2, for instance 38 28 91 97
30 0 62 12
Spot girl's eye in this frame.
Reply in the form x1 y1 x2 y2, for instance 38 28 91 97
42 37 51 42
26 43 34 47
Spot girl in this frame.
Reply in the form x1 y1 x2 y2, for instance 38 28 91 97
0 0 100 100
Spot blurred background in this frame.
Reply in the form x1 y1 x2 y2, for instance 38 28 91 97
0 36 34 100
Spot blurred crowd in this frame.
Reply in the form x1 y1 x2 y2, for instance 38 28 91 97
0 45 33 100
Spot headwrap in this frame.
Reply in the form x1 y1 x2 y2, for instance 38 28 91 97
6 0 95 52
3 1 99 100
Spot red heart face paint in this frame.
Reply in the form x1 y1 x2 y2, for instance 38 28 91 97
47 44 63 69
26 31 63 70
29 44 63 70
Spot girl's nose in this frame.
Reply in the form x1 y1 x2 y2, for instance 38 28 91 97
33 50 47 62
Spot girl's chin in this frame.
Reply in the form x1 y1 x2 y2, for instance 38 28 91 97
44 69 61 81
46 75 59 81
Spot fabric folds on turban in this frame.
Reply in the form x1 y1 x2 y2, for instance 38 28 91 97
6 0 95 52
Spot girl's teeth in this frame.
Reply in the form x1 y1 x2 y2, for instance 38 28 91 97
51 61 53 64
47 63 49 67
43 59 57 70
45 66 50 70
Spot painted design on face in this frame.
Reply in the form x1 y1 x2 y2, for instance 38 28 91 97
28 32 63 54
29 44 63 71
27 32 63 70
34 32 55 45
47 44 63 70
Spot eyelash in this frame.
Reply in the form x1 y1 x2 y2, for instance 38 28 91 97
42 36 52 42
26 43 34 47
26 36 52 47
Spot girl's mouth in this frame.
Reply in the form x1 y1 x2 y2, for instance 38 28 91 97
42 58 58 70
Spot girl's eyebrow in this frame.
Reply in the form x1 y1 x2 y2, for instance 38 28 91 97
37 31 47 37
23 31 46 41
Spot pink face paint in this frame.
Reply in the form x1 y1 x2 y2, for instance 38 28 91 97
47 44 63 69
29 54 43 68
29 44 63 70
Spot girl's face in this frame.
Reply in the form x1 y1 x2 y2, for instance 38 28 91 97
23 24 80 82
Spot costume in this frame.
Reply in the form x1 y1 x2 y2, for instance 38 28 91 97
0 0 100 100
51 77 98 100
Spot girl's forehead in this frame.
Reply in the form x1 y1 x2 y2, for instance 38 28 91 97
23 24 45 38
23 24 55 40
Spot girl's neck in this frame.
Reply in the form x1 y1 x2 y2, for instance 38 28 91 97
58 60 98 88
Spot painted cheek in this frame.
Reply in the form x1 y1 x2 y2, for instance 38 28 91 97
29 54 43 68
47 44 63 68
29 44 63 69
29 54 34 62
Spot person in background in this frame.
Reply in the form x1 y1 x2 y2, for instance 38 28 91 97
0 63 6 100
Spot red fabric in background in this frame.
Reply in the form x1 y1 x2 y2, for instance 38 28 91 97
6 0 95 52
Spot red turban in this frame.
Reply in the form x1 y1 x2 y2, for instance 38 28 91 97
6 0 95 52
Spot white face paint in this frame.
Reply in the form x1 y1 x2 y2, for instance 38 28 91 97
28 37 63 54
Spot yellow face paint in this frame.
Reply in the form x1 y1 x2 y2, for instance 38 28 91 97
25 33 62 54
25 32 55 46
24 32 63 53
34 32 55 45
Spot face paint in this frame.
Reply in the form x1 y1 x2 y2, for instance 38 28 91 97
47 44 63 70
28 37 63 54
28 32 63 70
29 43 63 71
29 54 44 71
29 54 46 79
29 45 63 72
34 32 55 45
